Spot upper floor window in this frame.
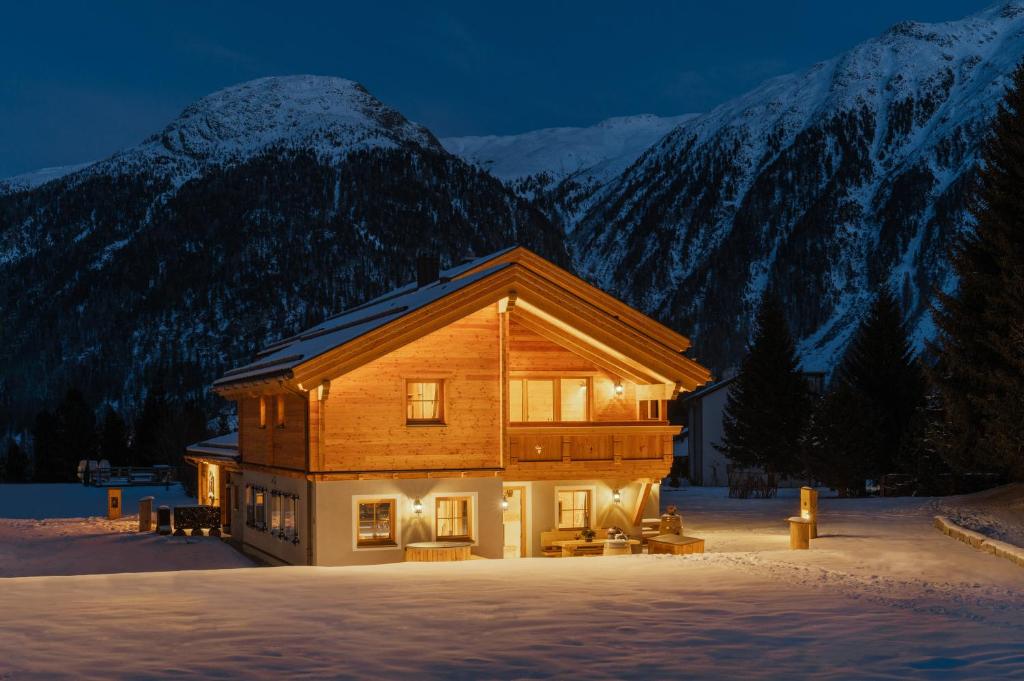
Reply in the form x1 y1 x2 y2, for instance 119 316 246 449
258 397 268 428
509 377 588 422
435 496 472 540
639 399 662 421
407 380 444 424
275 394 286 428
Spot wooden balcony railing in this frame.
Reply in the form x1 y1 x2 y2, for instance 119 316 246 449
507 422 678 465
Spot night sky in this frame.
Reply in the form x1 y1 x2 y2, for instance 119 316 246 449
0 0 993 176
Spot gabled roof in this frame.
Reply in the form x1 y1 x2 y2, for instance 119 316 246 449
684 376 737 401
214 246 711 395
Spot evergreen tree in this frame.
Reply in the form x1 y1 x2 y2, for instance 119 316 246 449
31 409 61 482
54 388 97 480
806 289 928 495
929 61 1024 481
132 388 170 468
715 293 811 494
3 439 29 482
98 406 130 466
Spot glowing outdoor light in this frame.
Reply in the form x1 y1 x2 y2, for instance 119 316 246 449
613 489 621 503
413 498 423 515
614 381 624 395
501 497 510 511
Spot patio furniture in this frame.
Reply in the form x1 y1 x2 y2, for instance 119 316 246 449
646 534 705 555
405 541 472 562
554 538 641 557
788 517 811 549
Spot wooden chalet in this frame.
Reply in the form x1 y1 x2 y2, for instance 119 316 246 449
186 246 710 565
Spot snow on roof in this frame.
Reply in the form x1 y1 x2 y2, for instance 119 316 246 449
684 376 736 401
215 247 519 388
185 431 239 460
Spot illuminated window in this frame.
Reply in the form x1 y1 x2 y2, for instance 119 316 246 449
406 380 444 423
639 399 662 420
357 499 396 546
276 394 285 427
254 488 267 530
435 496 472 540
258 397 267 428
557 489 591 529
270 492 282 536
509 377 589 422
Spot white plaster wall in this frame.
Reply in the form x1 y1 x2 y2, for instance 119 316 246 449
238 470 309 566
312 477 504 566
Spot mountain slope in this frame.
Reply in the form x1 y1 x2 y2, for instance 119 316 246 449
572 2 1024 372
443 114 697 226
0 76 565 428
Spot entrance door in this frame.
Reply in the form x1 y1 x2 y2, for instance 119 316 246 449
502 486 527 558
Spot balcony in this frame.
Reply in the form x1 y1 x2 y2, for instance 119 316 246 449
505 419 679 466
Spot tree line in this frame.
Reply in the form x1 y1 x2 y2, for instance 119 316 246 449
1 385 208 495
716 62 1024 496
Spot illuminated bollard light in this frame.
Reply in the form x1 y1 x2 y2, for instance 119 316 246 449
107 488 122 520
800 486 819 539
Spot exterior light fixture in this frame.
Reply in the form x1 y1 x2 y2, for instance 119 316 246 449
613 489 622 503
413 498 423 515
501 497 510 511
614 382 624 395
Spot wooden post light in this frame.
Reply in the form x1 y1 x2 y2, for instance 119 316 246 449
800 486 819 539
107 488 122 520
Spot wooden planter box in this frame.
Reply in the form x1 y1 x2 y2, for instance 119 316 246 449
647 534 705 555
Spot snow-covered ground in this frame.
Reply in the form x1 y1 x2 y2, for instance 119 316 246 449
0 486 1021 678
0 484 252 577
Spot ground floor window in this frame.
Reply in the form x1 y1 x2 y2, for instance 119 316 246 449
245 485 255 527
270 491 282 536
283 495 298 543
435 496 472 540
254 488 267 530
357 499 396 547
557 489 591 530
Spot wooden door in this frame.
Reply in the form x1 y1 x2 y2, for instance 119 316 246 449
502 486 527 558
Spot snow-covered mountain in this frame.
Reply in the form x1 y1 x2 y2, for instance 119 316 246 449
0 75 564 427
442 113 695 185
572 1 1024 371
443 113 698 227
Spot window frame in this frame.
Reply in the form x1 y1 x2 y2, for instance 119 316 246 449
245 484 255 527
434 495 473 541
508 376 591 423
639 399 663 421
254 487 267 531
405 379 446 426
258 397 268 429
555 487 594 531
355 498 399 548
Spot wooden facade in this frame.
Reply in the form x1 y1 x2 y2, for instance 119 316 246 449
202 246 710 565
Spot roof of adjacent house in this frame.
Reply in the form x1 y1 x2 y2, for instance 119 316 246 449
683 375 737 402
184 431 240 462
213 245 711 394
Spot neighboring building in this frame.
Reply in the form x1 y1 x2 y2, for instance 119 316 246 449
186 246 711 565
684 371 826 487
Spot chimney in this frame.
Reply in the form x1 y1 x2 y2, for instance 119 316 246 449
416 254 440 288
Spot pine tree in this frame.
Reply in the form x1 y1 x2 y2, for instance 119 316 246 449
98 406 130 466
31 409 61 482
929 61 1024 481
716 293 811 494
54 388 97 480
806 289 928 495
3 439 29 482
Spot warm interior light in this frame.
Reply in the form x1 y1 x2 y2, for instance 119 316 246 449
801 509 810 520
614 382 624 395
613 489 622 503
413 498 423 515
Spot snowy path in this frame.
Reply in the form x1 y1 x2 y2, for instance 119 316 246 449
0 486 1021 678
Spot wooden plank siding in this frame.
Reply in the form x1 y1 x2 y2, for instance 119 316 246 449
238 392 307 472
316 306 502 473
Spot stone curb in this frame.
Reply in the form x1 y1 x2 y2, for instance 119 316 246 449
934 515 1024 568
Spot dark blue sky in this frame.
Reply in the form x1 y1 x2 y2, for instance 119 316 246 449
0 0 993 176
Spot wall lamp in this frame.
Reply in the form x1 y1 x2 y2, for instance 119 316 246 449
613 489 622 504
413 498 423 515
614 382 624 395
